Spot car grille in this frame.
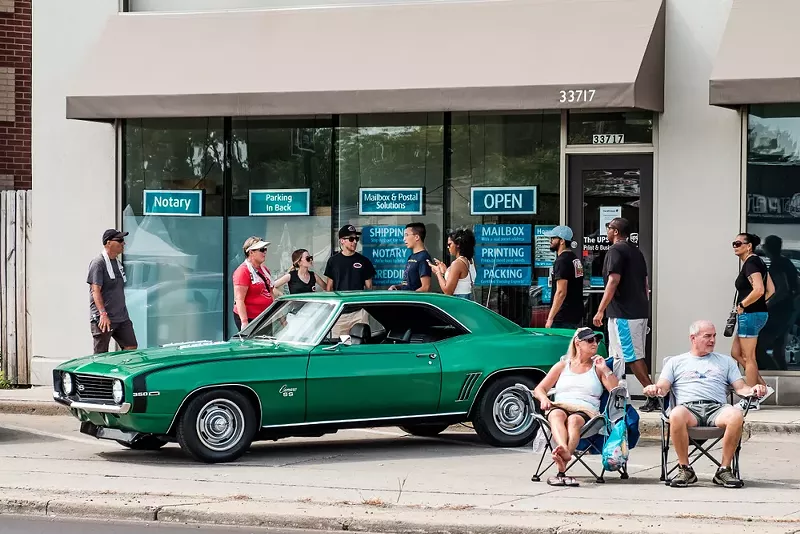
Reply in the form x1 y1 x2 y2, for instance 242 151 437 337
74 374 114 403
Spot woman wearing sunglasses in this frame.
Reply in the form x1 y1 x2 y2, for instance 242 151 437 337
232 236 274 331
731 233 775 408
274 249 327 294
533 327 618 487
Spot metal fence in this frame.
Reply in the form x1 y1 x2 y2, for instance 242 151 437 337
0 190 31 385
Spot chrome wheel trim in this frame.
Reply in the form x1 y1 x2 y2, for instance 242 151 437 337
492 386 533 436
195 398 246 452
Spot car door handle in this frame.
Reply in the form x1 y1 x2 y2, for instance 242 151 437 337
417 353 436 359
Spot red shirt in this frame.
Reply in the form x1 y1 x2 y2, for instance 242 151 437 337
232 262 274 319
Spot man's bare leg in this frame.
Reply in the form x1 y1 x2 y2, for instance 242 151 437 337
669 406 697 465
715 406 744 467
629 359 653 387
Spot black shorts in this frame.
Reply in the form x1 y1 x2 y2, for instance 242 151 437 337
546 407 591 425
91 319 138 354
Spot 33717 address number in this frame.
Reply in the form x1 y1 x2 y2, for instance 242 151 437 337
559 89 596 103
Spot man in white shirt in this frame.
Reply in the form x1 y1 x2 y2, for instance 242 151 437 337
644 320 766 489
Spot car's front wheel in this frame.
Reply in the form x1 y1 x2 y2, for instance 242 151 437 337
400 423 450 437
472 374 538 447
176 389 257 463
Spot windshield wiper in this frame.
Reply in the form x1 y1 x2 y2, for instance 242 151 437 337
252 335 278 343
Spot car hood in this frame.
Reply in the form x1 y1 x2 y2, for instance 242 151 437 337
56 339 310 377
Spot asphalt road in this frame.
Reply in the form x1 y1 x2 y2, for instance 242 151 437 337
0 516 356 534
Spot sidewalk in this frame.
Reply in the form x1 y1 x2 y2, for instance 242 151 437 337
2 386 800 437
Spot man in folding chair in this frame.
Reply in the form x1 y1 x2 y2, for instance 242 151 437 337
644 320 766 488
529 327 625 487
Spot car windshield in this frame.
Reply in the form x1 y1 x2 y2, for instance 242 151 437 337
246 300 336 345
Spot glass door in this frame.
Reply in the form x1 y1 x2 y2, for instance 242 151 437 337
567 154 654 378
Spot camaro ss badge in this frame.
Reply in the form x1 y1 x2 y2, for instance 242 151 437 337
132 391 160 397
279 385 297 398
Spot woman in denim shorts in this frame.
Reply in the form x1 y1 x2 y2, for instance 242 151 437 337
731 233 773 407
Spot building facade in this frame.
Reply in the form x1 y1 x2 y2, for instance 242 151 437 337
30 0 800 404
0 0 30 191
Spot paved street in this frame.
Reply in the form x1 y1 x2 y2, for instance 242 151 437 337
0 516 345 534
1 413 800 533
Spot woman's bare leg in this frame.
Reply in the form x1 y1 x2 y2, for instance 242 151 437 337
739 336 765 386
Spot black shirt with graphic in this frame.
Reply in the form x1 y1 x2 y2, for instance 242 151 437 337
736 255 768 313
324 252 376 291
287 270 318 294
603 240 649 319
551 250 585 324
401 250 433 291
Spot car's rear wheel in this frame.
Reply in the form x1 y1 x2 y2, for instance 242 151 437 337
472 374 538 447
116 435 167 450
176 389 257 463
400 423 450 437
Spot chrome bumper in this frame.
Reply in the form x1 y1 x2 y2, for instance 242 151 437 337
53 390 131 414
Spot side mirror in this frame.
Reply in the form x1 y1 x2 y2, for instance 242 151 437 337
339 334 352 346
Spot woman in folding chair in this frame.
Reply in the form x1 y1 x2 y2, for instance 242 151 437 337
532 327 620 487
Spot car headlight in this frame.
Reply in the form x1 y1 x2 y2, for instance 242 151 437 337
62 372 73 395
112 380 124 404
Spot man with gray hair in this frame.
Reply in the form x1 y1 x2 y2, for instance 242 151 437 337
644 320 766 488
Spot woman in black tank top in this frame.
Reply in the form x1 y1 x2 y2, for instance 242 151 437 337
273 249 328 295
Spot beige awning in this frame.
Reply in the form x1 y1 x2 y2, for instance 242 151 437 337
67 0 665 120
710 0 800 106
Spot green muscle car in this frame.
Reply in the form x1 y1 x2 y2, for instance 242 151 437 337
53 292 597 463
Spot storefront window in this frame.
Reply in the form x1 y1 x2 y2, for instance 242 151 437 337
747 105 800 372
449 112 560 326
122 118 225 348
228 117 333 334
567 111 653 145
337 114 445 288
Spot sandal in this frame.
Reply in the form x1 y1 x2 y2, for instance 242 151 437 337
563 476 580 487
547 472 567 486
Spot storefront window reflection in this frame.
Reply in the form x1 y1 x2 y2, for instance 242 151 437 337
122 118 225 348
449 112 560 326
747 105 800 372
567 111 653 145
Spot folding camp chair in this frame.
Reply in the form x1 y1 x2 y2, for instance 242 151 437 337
516 356 632 484
659 389 756 485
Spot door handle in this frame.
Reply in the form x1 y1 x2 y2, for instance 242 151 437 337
417 353 436 359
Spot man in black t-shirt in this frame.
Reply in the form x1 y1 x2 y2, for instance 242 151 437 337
544 225 584 330
593 217 657 411
390 222 432 292
324 225 376 291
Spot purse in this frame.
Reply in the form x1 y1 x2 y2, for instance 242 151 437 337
723 296 737 338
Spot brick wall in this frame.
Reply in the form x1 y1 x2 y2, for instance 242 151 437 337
0 0 31 190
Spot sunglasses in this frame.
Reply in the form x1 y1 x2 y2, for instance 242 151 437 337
253 247 267 253
343 236 360 243
732 241 748 248
304 255 313 262
581 338 599 344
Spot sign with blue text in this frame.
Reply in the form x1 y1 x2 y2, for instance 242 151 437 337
474 224 532 244
363 246 411 266
475 245 532 266
143 190 203 216
249 189 311 216
474 266 532 287
534 225 558 268
470 186 537 215
537 276 552 304
373 267 405 286
359 188 424 216
362 225 406 246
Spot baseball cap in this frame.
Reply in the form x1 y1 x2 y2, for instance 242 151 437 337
576 327 603 343
544 225 574 242
246 240 271 252
338 224 362 239
102 229 129 245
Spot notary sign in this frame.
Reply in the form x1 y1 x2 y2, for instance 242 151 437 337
359 188 423 216
143 190 203 216
249 189 310 216
475 246 531 266
363 246 411 266
470 187 537 215
475 266 533 287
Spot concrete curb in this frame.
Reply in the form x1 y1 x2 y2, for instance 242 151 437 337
0 400 67 416
2 494 799 534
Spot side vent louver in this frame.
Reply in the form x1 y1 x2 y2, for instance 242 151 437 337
457 372 482 401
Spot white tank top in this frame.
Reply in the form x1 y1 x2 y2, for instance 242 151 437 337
445 257 475 296
553 356 603 412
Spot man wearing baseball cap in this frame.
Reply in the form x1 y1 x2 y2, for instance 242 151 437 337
324 225 376 291
87 229 138 354
544 226 585 330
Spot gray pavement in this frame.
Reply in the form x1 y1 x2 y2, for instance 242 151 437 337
1 413 800 533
